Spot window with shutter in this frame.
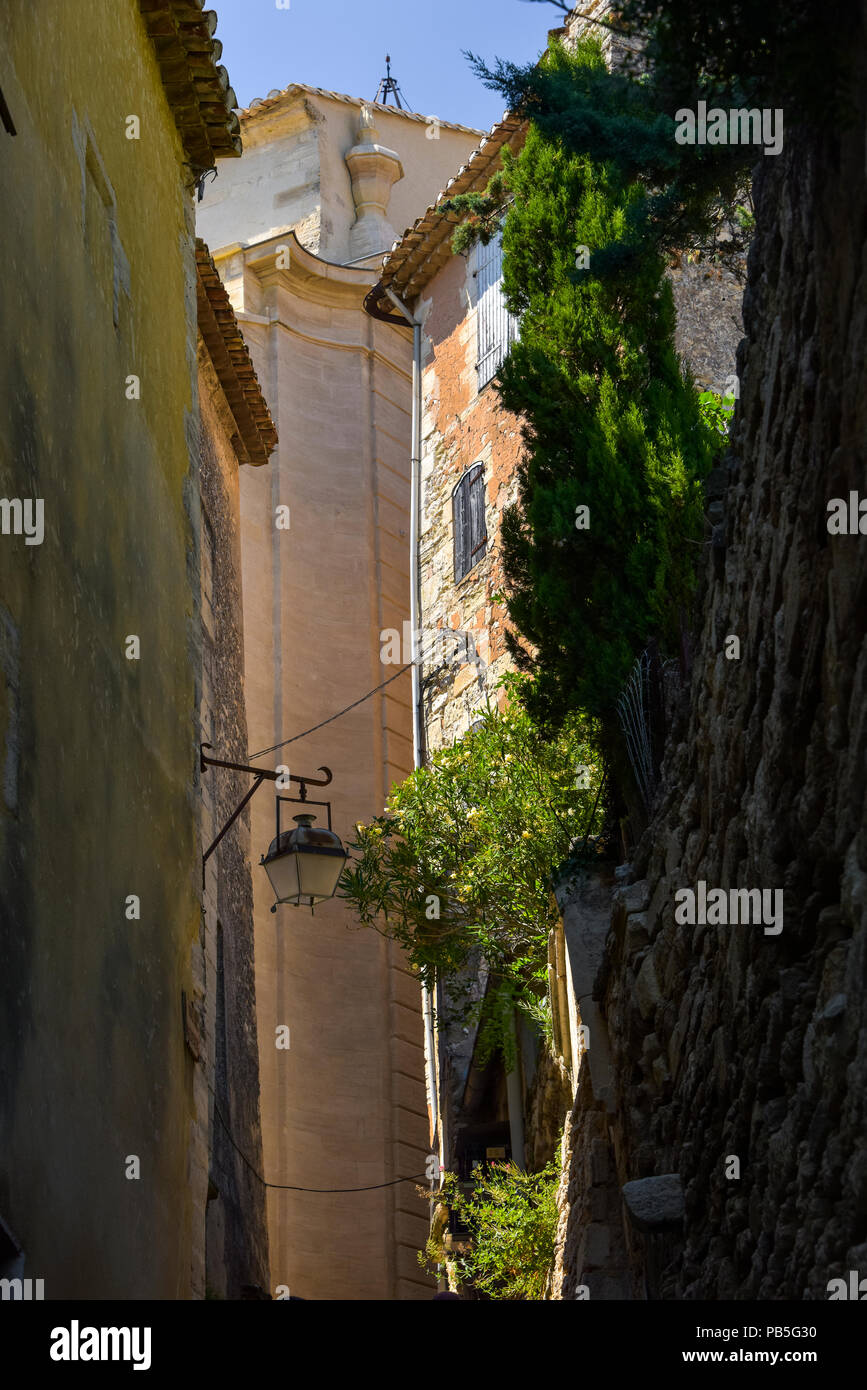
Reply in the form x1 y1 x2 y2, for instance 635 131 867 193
475 228 519 390
453 463 487 582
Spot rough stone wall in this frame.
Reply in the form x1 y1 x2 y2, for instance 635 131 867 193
562 3 745 396
669 255 744 394
417 243 529 1199
548 866 641 1297
195 348 270 1299
524 1046 572 1173
559 15 867 1299
561 1 644 75
418 252 524 753
549 1064 636 1299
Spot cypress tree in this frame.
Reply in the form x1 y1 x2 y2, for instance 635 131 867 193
462 38 719 726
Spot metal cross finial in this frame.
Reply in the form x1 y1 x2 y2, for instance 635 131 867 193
373 54 409 110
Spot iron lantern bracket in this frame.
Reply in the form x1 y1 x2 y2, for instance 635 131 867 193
274 793 335 838
199 743 333 882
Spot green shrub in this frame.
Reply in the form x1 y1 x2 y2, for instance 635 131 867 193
339 676 603 1059
429 1162 561 1300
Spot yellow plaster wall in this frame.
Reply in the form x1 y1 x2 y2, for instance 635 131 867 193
0 0 204 1297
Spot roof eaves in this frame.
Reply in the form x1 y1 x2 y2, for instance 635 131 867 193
139 1 242 168
195 239 278 467
376 112 526 303
238 81 486 139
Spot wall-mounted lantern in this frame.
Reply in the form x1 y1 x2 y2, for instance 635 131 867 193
200 745 346 912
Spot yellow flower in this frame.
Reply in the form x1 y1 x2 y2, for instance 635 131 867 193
521 830 532 840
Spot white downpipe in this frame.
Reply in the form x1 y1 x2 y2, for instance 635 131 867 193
383 287 438 1147
384 288 424 771
506 1012 526 1170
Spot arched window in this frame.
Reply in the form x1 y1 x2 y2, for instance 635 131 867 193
453 463 487 582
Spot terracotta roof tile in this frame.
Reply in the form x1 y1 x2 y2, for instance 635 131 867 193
139 1 242 168
196 239 278 467
369 112 526 310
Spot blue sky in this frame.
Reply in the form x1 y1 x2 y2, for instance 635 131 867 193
212 0 562 131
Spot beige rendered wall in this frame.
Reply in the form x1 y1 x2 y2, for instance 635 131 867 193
199 89 483 266
200 96 325 257
205 236 427 1300
197 93 481 1299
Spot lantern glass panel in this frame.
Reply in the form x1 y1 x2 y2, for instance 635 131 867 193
298 848 346 903
263 845 301 904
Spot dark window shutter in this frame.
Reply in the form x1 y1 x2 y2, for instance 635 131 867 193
453 474 468 581
468 465 487 562
453 464 486 582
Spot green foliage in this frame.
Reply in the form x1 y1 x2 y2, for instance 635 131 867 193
338 675 603 1054
698 389 736 437
474 2 857 270
455 8 856 731
612 0 856 125
427 1162 560 1300
441 170 509 254
465 33 753 280
735 204 756 235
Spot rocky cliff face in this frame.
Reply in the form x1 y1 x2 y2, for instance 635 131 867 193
553 11 867 1299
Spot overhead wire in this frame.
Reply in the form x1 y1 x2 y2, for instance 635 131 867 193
247 661 417 761
210 1086 430 1193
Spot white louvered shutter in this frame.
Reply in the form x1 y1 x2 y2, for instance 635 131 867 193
476 229 518 390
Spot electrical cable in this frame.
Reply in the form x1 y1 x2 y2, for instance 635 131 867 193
246 661 417 761
210 1087 428 1193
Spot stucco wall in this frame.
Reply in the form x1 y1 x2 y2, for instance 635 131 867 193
196 87 485 1301
199 96 324 258
199 89 482 268
0 0 205 1297
196 236 434 1299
